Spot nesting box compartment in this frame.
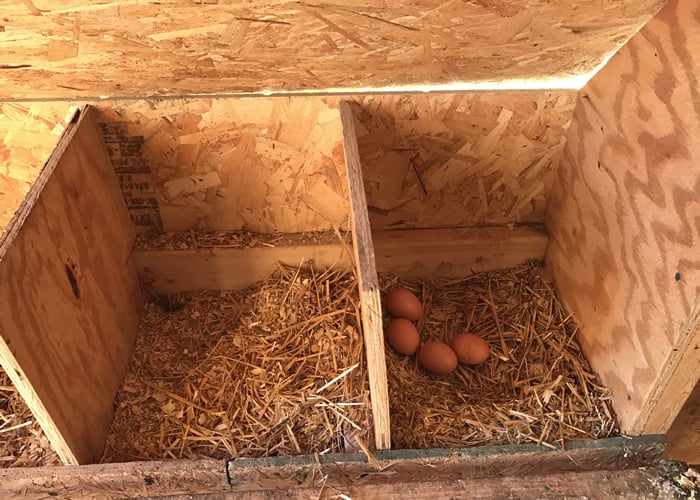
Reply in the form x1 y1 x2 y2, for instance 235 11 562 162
0 70 698 468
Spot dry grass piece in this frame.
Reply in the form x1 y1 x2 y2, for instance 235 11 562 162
103 263 370 462
134 230 349 251
382 261 619 450
0 368 60 468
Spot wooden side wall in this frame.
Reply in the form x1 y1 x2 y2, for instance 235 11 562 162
0 1 663 100
545 0 700 433
0 107 142 464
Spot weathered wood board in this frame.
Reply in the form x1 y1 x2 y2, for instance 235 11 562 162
0 1 664 100
0 437 667 499
545 0 700 433
0 106 142 464
352 93 577 229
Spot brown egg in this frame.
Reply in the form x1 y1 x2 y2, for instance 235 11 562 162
386 288 423 321
386 318 420 356
450 333 490 365
418 341 458 375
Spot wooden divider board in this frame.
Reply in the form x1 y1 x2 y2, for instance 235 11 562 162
340 101 391 450
0 1 663 100
545 0 700 433
0 106 141 464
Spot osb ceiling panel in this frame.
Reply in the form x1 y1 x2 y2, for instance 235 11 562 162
0 0 664 99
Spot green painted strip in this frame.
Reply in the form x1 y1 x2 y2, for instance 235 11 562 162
228 434 665 471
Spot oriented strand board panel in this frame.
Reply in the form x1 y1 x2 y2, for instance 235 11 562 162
0 102 77 231
353 93 577 229
545 0 700 433
0 1 664 99
93 98 349 233
0 106 142 464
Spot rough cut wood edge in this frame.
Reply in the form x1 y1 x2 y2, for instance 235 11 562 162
131 469 682 500
134 242 353 294
0 1 664 99
373 226 548 278
0 436 665 499
340 101 391 450
0 105 142 464
545 0 700 433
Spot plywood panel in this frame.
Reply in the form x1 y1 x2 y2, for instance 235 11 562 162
545 0 700 433
0 1 663 99
93 98 350 233
352 93 577 229
0 106 142 464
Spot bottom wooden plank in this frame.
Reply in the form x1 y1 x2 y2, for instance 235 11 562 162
0 437 665 499
153 468 681 500
227 436 665 492
0 459 228 499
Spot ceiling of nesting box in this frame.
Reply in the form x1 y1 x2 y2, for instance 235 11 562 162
0 0 665 99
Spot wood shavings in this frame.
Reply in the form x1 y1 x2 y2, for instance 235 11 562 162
0 369 60 468
134 230 349 251
102 263 370 462
382 261 619 450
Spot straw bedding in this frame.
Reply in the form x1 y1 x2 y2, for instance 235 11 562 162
382 261 619 450
102 262 371 462
0 369 60 467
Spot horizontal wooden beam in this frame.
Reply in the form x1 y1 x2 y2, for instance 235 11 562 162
373 226 548 279
0 437 666 498
153 468 677 500
133 226 548 294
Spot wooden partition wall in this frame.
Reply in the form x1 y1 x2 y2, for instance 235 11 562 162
546 0 700 435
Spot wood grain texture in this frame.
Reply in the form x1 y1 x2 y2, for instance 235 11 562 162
0 1 663 99
340 101 391 450
93 98 349 233
545 0 700 433
0 106 142 464
134 241 353 294
373 226 548 279
352 93 577 229
665 380 700 464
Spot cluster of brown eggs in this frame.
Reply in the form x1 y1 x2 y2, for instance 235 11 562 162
385 288 490 375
